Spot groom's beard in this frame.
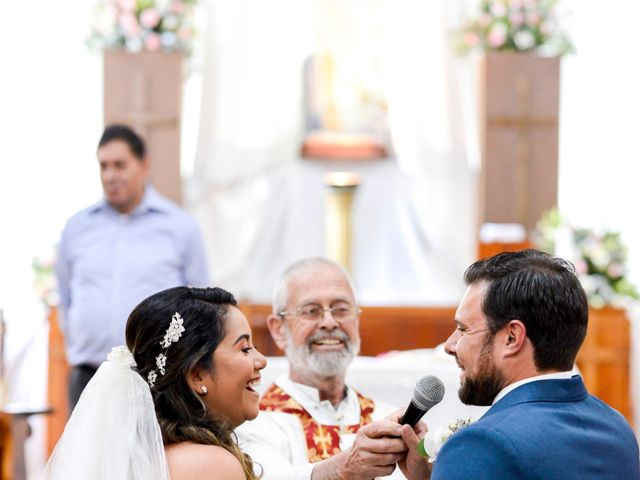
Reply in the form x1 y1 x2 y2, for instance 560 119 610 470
459 336 506 406
283 327 360 378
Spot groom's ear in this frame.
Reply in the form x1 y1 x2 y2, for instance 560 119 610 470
500 319 527 358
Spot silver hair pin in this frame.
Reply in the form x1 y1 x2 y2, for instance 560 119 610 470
147 312 185 387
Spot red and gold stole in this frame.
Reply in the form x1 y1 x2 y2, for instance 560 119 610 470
259 384 375 463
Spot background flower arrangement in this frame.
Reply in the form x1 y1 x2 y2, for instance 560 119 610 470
534 208 640 309
32 245 59 308
454 0 573 56
87 0 199 54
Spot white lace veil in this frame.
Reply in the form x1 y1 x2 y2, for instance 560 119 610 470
43 346 170 479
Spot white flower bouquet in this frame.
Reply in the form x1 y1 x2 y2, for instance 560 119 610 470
32 245 59 308
87 0 199 54
454 0 573 57
534 208 640 309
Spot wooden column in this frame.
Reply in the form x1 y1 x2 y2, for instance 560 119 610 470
104 51 184 204
478 53 560 232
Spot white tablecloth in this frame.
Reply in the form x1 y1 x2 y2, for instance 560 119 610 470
257 345 489 431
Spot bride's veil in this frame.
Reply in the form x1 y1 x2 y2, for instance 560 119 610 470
43 346 170 479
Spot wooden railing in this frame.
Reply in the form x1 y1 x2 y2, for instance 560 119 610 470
576 307 632 422
240 303 456 356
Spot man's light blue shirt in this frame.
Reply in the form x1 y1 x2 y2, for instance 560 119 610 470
56 186 210 366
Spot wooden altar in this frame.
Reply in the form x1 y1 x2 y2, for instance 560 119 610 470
576 307 633 422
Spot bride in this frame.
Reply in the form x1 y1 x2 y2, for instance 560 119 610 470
44 286 267 479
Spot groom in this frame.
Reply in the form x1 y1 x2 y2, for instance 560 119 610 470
398 249 639 480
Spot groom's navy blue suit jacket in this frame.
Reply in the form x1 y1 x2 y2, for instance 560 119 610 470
431 376 640 480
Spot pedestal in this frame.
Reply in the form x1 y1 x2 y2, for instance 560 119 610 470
324 173 359 272
478 53 560 232
104 51 184 204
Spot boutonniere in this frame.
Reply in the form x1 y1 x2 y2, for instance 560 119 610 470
418 418 475 462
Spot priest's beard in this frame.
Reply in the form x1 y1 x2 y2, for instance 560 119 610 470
283 327 360 378
459 335 506 406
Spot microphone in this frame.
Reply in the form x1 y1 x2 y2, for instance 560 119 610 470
399 375 445 426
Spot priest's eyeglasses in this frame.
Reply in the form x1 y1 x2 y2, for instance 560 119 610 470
278 304 362 324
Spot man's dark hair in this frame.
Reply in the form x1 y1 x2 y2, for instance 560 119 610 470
98 124 146 160
464 249 588 371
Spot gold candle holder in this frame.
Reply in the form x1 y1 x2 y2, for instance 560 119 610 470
324 172 360 272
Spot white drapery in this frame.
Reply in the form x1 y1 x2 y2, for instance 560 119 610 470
187 0 477 305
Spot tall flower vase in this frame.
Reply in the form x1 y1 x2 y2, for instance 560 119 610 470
576 307 633 425
477 52 560 232
103 51 184 204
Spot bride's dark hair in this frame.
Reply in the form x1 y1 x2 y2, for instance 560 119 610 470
125 286 258 480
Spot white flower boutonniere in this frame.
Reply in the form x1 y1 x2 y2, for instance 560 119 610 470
418 418 475 462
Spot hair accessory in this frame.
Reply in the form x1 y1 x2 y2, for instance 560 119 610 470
147 312 186 387
200 385 208 395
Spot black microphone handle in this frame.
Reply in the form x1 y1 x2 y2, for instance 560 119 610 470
399 400 428 427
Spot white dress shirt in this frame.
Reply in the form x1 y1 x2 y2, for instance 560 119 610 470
492 370 576 405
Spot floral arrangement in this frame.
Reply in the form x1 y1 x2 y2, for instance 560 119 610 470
454 0 573 57
32 246 59 308
534 208 640 309
87 0 199 54
418 418 475 462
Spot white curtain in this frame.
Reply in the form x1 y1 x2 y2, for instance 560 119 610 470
0 1 103 476
188 0 477 305
558 0 640 438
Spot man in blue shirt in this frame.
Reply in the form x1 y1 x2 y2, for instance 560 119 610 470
56 125 210 412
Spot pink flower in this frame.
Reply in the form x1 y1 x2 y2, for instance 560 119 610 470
540 20 554 35
171 0 185 14
478 13 493 27
140 8 161 29
526 11 541 26
117 0 136 11
119 12 140 36
607 263 625 278
487 23 507 48
177 26 192 41
574 259 588 274
145 32 162 51
490 1 507 18
509 11 524 26
463 32 480 47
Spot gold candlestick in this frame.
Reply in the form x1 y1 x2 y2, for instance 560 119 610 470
324 172 360 272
